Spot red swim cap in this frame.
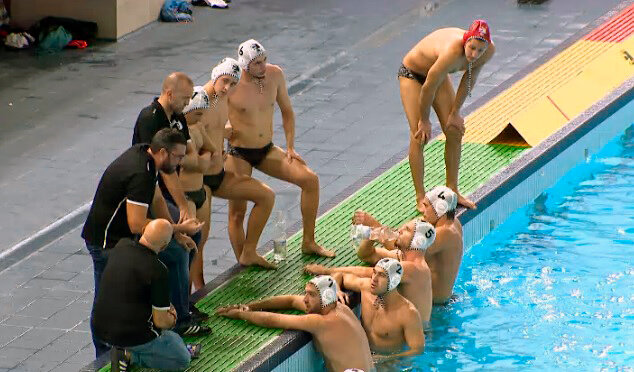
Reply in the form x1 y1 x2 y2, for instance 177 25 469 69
463 19 491 45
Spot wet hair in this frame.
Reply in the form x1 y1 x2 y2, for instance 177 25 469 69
150 128 187 153
445 209 456 220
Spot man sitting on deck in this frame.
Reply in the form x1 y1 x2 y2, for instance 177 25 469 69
331 258 425 362
216 275 373 372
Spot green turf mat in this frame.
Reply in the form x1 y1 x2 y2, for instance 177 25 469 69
99 141 527 372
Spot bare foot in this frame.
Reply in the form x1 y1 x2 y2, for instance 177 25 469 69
352 210 381 227
456 193 477 209
239 252 277 269
416 194 426 214
302 241 336 258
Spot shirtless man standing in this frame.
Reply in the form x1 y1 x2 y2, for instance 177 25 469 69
333 258 424 361
305 220 436 322
226 39 334 259
399 20 495 211
193 58 277 274
216 275 373 372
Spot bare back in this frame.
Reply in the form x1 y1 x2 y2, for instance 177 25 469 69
314 305 373 372
399 259 432 322
227 64 283 148
200 85 228 175
360 290 418 353
402 27 482 76
425 220 464 303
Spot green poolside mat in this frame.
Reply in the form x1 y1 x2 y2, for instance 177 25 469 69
100 141 527 372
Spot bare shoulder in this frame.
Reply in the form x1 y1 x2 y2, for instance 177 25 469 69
266 63 285 78
401 298 422 322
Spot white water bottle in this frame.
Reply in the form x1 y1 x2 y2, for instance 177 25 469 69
272 211 287 262
351 224 371 251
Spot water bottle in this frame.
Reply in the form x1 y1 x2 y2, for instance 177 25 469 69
351 225 371 251
272 211 287 262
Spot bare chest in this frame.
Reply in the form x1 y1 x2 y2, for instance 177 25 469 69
229 80 276 116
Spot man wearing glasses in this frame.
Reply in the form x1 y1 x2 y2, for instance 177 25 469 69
82 129 207 357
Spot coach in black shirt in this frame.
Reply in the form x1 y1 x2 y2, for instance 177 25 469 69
82 128 205 357
93 219 199 371
132 72 196 224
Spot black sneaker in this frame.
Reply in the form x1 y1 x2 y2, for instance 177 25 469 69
110 347 130 372
176 321 213 337
189 303 210 322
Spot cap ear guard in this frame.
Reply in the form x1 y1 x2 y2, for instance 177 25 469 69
309 275 337 308
376 258 403 292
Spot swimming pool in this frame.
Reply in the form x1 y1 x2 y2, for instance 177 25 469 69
402 126 634 371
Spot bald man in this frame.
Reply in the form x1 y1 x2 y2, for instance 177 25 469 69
133 72 198 224
93 219 201 372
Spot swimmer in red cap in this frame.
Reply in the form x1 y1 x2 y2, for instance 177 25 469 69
398 20 495 211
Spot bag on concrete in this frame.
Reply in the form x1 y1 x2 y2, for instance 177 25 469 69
160 0 193 22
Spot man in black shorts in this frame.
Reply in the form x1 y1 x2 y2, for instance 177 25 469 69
82 128 207 357
93 219 201 372
226 40 334 259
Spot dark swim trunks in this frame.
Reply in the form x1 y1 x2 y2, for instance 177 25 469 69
203 169 225 193
226 142 274 167
398 64 427 85
185 187 206 210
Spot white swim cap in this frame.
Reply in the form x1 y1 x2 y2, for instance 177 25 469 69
375 258 402 292
408 220 436 251
309 275 337 308
425 186 458 217
238 39 266 70
211 57 242 84
183 86 209 114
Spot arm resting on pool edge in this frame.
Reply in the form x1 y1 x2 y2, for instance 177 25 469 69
246 295 307 312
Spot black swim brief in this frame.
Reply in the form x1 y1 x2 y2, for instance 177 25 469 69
203 169 225 193
226 142 274 167
398 64 427 85
185 187 206 210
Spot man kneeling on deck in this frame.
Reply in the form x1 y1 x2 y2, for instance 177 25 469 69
92 219 201 372
305 219 436 323
216 275 373 372
331 258 425 362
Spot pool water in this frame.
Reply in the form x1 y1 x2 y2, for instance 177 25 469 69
398 126 634 371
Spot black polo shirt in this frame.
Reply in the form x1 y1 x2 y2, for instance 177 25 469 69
92 238 170 347
81 144 157 249
132 98 190 145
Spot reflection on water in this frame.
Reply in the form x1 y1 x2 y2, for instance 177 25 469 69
399 126 634 371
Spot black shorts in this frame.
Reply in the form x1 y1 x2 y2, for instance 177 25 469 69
185 187 206 210
227 142 274 167
398 64 427 85
203 169 225 193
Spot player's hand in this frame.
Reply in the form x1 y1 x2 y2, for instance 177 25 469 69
414 119 432 145
177 218 204 236
174 232 197 252
178 208 196 224
286 148 305 164
337 291 349 306
446 112 465 136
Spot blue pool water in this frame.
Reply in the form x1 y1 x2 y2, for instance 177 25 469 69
401 126 634 371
